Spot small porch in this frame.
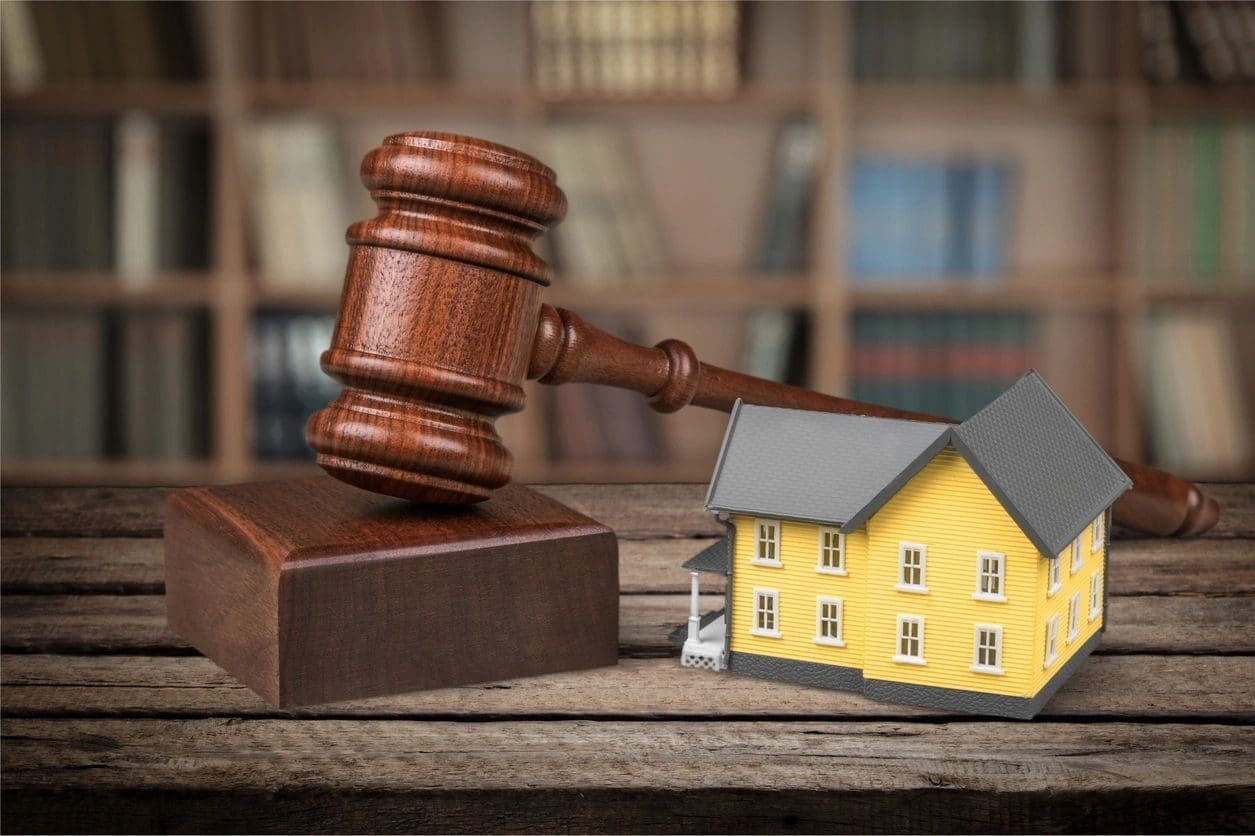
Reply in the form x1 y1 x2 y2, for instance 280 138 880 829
676 536 730 671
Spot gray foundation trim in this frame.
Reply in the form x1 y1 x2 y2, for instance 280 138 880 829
727 629 1103 720
865 628 1104 720
729 652 865 691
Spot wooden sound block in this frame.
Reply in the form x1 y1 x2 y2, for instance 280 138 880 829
164 476 618 707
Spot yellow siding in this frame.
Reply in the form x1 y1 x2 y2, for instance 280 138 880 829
724 445 1109 702
1031 513 1107 692
861 448 1039 697
728 515 868 670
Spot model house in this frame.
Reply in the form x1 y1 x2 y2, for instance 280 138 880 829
678 371 1131 719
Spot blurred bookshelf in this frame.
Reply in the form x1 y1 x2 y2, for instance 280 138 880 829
2 0 1252 488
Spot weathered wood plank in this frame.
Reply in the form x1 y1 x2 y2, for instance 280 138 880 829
3 719 1252 833
1 538 164 594
5 483 1251 539
5 534 1253 596
3 593 1252 656
0 594 721 657
0 484 722 540
3 654 1251 721
1 486 170 537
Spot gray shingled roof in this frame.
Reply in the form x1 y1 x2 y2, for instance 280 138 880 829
704 372 1131 557
681 537 730 574
704 402 951 525
952 370 1131 557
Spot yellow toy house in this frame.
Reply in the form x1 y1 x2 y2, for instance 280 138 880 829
678 371 1131 719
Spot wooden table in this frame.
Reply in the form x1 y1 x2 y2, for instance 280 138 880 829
3 483 1253 834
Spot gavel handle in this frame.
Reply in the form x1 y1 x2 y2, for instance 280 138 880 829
528 304 1220 537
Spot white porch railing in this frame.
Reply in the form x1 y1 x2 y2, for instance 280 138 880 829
681 613 726 671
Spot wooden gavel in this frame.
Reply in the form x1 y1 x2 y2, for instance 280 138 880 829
306 132 1219 537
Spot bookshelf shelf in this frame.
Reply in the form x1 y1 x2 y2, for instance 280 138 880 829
846 280 1118 312
537 85 817 116
526 458 717 484
245 82 521 114
250 284 341 310
2 83 214 115
1 459 218 487
850 83 1124 119
1146 85 1255 114
549 275 814 310
1142 286 1255 306
2 274 216 308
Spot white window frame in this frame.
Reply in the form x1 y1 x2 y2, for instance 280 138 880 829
1048 557 1062 597
1091 514 1104 553
970 624 1004 675
972 551 1007 603
1071 536 1083 574
1044 614 1059 668
816 527 846 575
1067 592 1081 642
1089 570 1103 621
893 615 926 665
895 542 928 593
750 588 781 638
814 596 845 647
752 518 782 567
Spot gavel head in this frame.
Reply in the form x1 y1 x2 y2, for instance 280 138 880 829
305 132 567 504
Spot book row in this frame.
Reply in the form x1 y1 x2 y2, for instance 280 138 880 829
852 1 1114 87
253 312 340 460
1140 0 1255 85
1143 311 1252 480
0 0 202 91
1136 120 1255 284
1 116 211 277
244 1 442 83
531 0 740 100
0 309 339 463
849 312 1033 421
1 310 209 461
0 0 448 90
847 159 1010 283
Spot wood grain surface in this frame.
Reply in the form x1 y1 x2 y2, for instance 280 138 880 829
163 479 619 705
2 483 1253 833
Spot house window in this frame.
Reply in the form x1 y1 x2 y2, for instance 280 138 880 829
1091 514 1104 553
894 615 925 664
896 543 927 593
1071 536 1083 574
751 588 781 638
973 551 1006 602
971 625 1004 674
1044 615 1059 668
753 519 781 566
1067 592 1081 642
1048 557 1062 596
1089 571 1103 620
817 527 845 574
814 597 844 646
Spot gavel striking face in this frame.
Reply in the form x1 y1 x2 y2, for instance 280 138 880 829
306 132 1219 537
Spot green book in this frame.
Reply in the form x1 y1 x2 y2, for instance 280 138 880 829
1191 122 1221 284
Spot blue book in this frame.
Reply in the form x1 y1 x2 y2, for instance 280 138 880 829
848 159 895 282
918 161 950 281
970 162 1010 282
846 159 875 281
883 162 909 280
946 162 977 276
